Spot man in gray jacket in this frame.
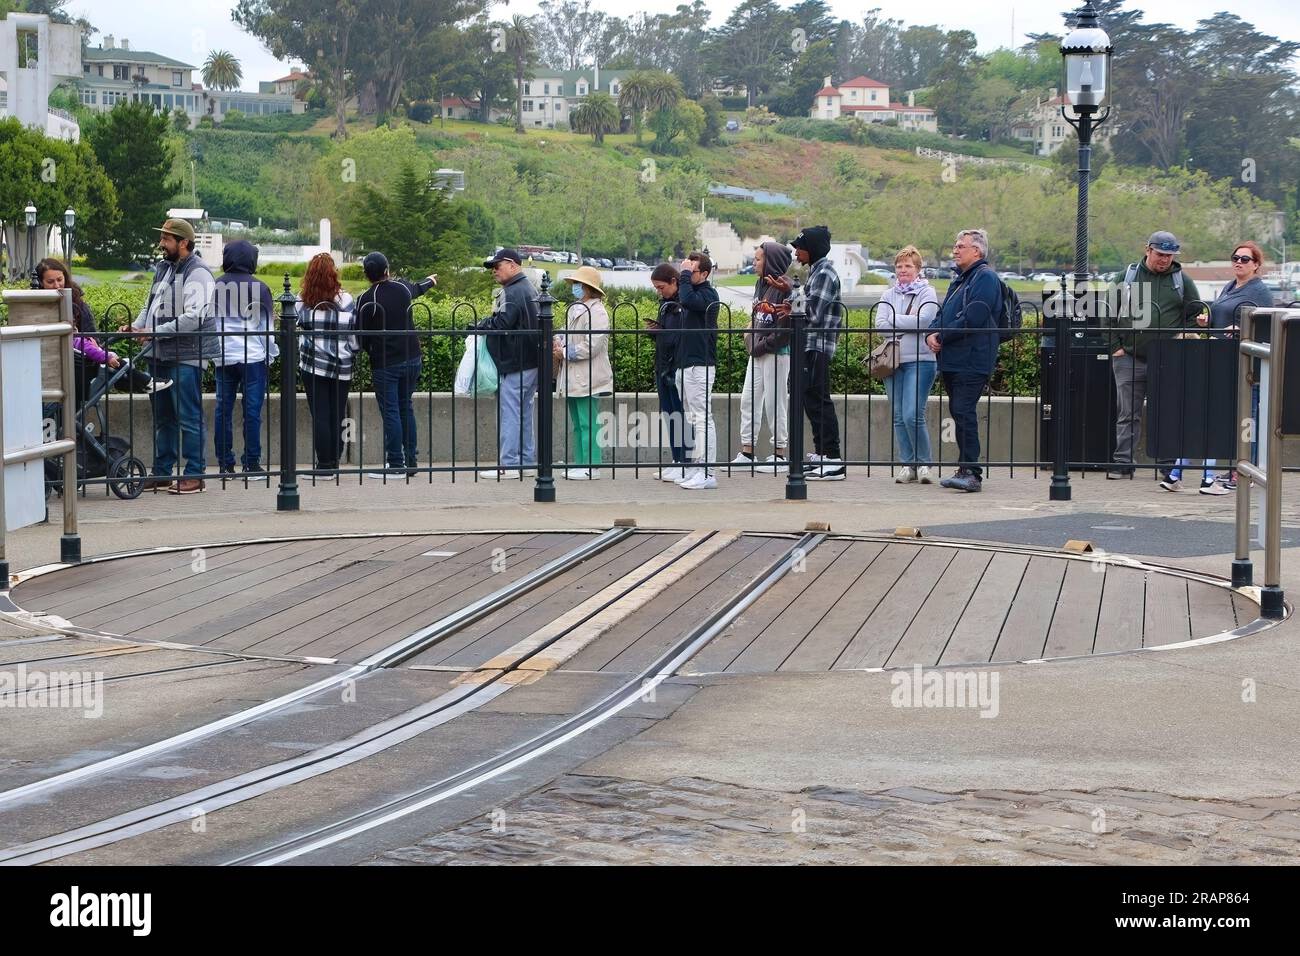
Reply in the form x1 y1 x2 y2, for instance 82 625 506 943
122 219 218 493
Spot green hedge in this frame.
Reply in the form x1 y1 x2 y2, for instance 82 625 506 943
0 284 1041 397
773 118 1041 160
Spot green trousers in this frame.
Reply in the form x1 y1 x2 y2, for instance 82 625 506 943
567 396 601 466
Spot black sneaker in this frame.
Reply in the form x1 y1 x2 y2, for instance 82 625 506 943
242 464 268 481
806 457 845 481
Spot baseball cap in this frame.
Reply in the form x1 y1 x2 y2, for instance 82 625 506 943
1147 231 1181 254
155 218 196 242
483 248 523 268
362 251 389 281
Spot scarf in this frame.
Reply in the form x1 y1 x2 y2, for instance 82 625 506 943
893 275 930 296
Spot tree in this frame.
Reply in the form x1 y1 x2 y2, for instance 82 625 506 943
618 71 655 145
234 0 369 139
504 14 536 134
771 38 836 117
352 162 472 277
570 91 620 144
82 103 171 266
259 140 321 230
697 94 725 146
0 118 119 277
202 50 243 91
708 0 796 108
650 99 703 155
926 29 978 135
532 0 607 71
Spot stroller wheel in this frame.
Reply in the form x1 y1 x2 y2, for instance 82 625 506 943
109 456 147 500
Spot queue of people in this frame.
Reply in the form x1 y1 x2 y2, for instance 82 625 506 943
48 216 1277 496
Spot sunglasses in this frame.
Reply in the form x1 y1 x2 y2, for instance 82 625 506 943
1231 254 1256 264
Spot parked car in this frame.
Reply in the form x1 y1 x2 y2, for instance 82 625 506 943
1029 271 1060 282
738 263 755 275
867 268 894 280
631 260 651 270
613 258 636 270
922 267 949 279
598 258 614 268
725 119 740 132
582 257 602 267
997 271 1027 281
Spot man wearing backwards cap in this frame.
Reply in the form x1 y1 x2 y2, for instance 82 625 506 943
473 249 541 479
789 225 845 480
121 218 217 493
1107 230 1201 484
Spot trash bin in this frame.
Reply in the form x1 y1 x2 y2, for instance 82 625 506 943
1039 340 1117 469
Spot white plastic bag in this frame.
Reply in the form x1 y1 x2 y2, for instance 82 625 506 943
454 334 498 396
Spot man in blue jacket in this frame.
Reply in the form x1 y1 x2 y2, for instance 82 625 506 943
926 228 1001 493
674 252 721 489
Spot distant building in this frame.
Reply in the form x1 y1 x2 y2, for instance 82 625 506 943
1010 88 1114 156
259 69 308 98
516 68 632 129
77 35 305 126
0 11 83 140
439 95 507 122
809 75 937 133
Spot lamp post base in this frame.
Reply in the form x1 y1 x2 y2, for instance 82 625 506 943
1049 480 1072 502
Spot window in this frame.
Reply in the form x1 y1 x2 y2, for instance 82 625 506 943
543 82 550 95
870 90 877 101
524 83 531 95
556 84 563 96
17 30 38 69
577 83 586 95
611 82 619 95
556 101 563 110
523 99 534 113
164 94 172 107
97 65 104 76
84 65 91 74
825 97 832 106
113 65 129 81
173 72 183 87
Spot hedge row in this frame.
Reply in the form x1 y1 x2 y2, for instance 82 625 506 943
0 283 1042 397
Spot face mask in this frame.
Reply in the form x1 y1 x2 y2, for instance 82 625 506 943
571 283 585 300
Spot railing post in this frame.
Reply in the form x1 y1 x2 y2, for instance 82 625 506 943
785 277 807 501
276 275 299 512
534 272 556 503
1260 310 1287 619
1232 306 1255 588
58 289 80 563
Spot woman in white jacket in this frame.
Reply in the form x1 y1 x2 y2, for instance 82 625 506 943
554 266 614 479
876 245 940 483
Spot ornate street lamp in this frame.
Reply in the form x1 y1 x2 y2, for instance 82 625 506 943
1050 0 1113 502
63 207 76 264
25 201 38 289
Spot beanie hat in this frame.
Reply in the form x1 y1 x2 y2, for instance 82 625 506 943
791 226 832 263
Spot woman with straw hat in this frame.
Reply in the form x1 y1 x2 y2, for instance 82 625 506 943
554 265 614 479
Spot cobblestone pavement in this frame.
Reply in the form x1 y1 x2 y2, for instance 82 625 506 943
370 774 1300 865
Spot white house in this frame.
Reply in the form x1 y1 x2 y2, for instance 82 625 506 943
809 75 937 133
1010 88 1115 156
516 68 630 129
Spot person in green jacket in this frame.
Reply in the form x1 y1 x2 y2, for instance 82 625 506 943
1107 231 1202 480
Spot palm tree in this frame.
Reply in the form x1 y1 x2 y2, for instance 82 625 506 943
618 71 654 146
503 15 534 134
202 50 243 91
646 72 683 116
570 92 620 145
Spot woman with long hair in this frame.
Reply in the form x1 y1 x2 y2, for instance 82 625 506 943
36 257 113 365
297 253 357 475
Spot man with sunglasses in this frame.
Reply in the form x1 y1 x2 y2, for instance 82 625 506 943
1107 231 1202 484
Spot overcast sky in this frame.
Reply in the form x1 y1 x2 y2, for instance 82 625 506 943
69 0 1300 93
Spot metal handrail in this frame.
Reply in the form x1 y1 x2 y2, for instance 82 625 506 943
1232 306 1297 619
0 290 81 587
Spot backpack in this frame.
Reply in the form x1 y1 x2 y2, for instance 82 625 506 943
961 265 1021 343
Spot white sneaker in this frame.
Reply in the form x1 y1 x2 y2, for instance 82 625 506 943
563 468 590 480
680 473 717 490
895 466 916 484
755 455 787 474
1199 479 1229 496
806 457 845 481
658 466 685 482
731 452 756 466
677 467 703 485
586 468 601 480
917 466 933 484
479 468 524 480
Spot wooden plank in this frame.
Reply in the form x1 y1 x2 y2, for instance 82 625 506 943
778 541 898 672
1143 572 1191 648
198 532 522 654
95 536 411 636
938 552 1030 665
835 545 955 669
1042 560 1105 658
990 556 1069 662
886 548 993 668
292 533 589 662
1093 565 1146 654
19 541 299 616
424 533 679 668
12 540 257 601
720 541 858 673
152 535 461 643
565 537 768 673
619 538 789 675
1187 581 1239 639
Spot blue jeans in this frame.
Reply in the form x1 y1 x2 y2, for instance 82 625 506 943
656 369 687 463
372 358 420 467
499 368 538 468
941 371 988 479
214 361 268 469
151 361 205 477
884 360 937 465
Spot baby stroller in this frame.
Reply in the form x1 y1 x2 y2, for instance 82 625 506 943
45 338 158 500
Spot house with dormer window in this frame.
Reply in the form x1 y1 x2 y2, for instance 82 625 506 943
810 75 938 133
515 68 631 129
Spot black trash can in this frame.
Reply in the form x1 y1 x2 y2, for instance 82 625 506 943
1039 339 1117 470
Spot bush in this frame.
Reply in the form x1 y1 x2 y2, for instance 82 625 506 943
407 101 436 124
718 96 748 110
217 110 327 133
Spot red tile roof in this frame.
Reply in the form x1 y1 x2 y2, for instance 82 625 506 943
273 71 308 84
815 86 840 97
840 75 889 88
